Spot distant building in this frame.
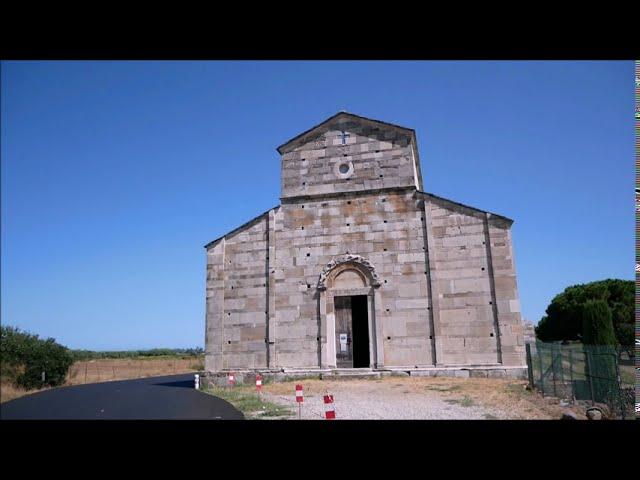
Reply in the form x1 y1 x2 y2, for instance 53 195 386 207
523 321 536 344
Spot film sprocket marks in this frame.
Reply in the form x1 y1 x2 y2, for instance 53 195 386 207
635 61 639 418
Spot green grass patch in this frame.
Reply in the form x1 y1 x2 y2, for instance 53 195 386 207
504 382 528 397
425 385 462 392
445 395 475 407
203 386 294 419
619 365 634 386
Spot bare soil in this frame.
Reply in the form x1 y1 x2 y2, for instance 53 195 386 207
257 376 588 420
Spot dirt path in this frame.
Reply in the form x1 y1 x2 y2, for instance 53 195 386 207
259 376 585 420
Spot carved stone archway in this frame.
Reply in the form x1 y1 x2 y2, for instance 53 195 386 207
317 254 381 291
316 254 384 370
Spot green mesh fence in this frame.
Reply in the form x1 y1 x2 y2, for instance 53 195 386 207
525 341 634 419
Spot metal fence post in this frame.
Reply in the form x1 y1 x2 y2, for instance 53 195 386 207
551 345 557 397
568 349 575 403
537 343 544 396
585 349 595 405
613 352 624 420
525 343 535 389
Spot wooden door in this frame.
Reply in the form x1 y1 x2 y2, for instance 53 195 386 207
334 296 353 368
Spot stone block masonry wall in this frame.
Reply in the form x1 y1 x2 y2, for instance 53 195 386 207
487 220 526 366
205 213 271 371
280 119 420 199
204 239 225 372
274 189 434 368
204 191 525 372
423 195 525 366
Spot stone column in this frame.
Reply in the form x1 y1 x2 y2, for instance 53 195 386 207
319 289 327 367
326 293 337 368
373 287 385 368
422 198 442 366
487 216 525 366
266 208 277 369
483 212 503 364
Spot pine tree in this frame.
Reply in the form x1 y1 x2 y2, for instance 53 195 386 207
581 300 618 403
582 300 617 345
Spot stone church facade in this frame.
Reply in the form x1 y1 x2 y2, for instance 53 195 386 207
204 112 526 378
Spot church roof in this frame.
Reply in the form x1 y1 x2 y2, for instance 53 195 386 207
276 111 416 154
204 206 279 250
416 191 514 225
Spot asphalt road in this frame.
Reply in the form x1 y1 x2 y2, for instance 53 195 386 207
0 373 244 420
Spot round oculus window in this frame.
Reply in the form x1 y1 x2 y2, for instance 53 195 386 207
339 163 350 174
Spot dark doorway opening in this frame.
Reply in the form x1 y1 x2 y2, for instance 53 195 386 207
334 295 371 368
351 295 370 368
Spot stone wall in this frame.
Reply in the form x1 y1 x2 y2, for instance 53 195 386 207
422 194 525 366
205 189 526 371
280 117 420 200
487 218 526 366
523 321 536 344
205 213 271 371
273 189 434 368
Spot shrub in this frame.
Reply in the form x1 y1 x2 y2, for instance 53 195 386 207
69 347 204 361
0 325 73 390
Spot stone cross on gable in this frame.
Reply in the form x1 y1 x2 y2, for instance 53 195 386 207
338 130 351 144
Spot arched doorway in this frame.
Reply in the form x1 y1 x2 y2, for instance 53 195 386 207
317 255 383 369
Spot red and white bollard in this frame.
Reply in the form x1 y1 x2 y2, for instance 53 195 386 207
295 384 304 419
324 394 336 420
227 372 236 387
255 374 263 394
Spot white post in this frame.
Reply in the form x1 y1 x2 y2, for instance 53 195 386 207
194 373 200 390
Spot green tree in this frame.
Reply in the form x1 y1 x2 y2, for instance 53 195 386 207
582 300 617 346
581 300 618 403
535 279 633 346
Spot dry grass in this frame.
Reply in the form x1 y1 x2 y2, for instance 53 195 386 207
66 357 203 386
260 376 587 419
1 356 203 403
202 385 294 419
0 381 51 404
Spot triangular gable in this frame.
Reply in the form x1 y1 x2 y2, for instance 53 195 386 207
276 111 416 154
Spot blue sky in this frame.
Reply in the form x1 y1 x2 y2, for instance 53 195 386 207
1 61 633 350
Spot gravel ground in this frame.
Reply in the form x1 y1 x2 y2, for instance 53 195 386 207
261 378 513 420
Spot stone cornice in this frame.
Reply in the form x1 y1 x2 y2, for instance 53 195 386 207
281 186 416 204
